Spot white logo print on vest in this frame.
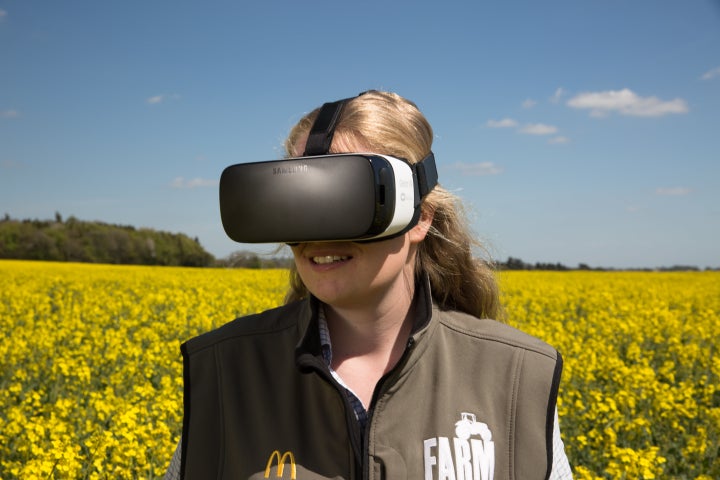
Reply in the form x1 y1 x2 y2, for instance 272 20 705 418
423 412 495 480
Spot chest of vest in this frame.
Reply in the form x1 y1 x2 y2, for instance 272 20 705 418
180 301 561 480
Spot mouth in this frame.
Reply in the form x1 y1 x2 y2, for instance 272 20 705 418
311 255 351 265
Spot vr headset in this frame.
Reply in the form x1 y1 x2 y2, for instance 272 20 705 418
219 92 438 244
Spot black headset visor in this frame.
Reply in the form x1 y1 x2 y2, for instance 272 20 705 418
219 153 436 244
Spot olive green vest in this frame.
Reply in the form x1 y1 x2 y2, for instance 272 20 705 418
180 280 562 479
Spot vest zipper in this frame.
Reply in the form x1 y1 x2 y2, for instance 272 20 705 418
362 337 417 480
304 354 365 477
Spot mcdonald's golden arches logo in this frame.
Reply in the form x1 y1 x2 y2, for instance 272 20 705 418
264 450 297 479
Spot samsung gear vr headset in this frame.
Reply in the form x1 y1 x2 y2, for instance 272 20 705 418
219 92 438 244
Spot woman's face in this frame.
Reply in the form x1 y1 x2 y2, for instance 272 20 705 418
289 220 429 309
288 136 432 309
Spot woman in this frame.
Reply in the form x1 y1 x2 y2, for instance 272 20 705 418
165 91 572 479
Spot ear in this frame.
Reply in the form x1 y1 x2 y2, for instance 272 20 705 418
408 208 434 244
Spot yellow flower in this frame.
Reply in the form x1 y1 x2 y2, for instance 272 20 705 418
2 262 718 478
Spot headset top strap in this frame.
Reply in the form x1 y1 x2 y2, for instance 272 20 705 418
303 97 351 156
304 91 438 200
303 91 378 156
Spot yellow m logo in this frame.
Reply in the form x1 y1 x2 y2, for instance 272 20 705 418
264 450 297 479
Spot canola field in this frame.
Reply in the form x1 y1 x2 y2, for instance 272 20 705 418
1 260 718 479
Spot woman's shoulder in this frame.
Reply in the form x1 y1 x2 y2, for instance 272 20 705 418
434 307 559 359
182 299 310 354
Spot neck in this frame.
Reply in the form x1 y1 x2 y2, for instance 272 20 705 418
324 276 417 373
322 273 420 408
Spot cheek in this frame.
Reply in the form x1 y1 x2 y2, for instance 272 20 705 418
290 245 305 262
367 240 414 277
289 247 305 269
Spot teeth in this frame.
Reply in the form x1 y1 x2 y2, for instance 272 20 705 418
312 255 349 265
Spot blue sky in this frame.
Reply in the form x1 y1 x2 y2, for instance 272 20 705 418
1 0 718 269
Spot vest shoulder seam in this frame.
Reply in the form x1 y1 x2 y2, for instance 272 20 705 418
436 312 558 361
184 301 305 354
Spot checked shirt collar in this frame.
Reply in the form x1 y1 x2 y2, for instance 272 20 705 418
317 306 369 429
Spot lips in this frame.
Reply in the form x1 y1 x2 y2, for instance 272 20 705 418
312 255 350 265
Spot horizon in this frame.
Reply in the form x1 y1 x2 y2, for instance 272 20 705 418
1 1 719 269
2 212 716 271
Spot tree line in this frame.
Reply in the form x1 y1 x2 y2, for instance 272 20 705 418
498 256 710 272
1 215 711 271
0 213 214 267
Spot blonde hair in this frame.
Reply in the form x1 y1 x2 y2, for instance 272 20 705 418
284 91 500 320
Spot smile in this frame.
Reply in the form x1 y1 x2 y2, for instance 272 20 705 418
312 255 350 265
